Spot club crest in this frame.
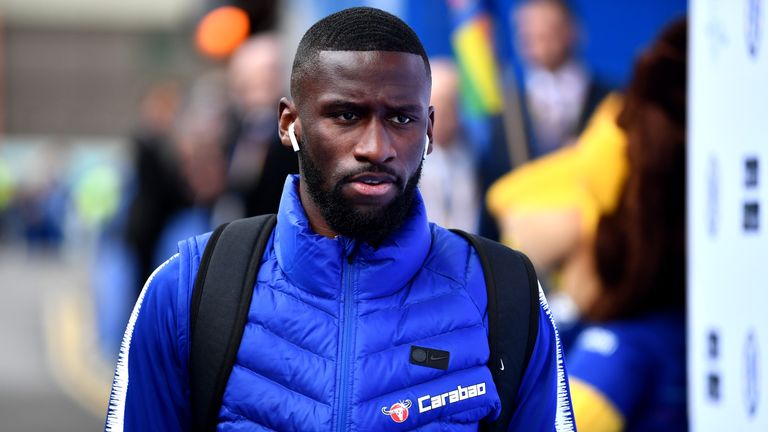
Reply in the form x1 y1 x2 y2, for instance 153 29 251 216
381 399 412 423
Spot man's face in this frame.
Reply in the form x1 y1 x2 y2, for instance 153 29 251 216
228 35 282 117
515 2 573 71
285 51 433 243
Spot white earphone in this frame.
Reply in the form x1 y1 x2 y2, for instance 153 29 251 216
423 134 430 160
288 122 300 152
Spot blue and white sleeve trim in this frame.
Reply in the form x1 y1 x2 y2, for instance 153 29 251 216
539 283 576 431
105 254 179 432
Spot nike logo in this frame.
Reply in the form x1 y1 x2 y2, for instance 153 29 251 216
410 345 450 370
500 358 505 371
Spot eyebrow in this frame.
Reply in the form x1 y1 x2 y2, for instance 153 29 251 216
320 100 365 112
320 99 423 113
390 103 424 113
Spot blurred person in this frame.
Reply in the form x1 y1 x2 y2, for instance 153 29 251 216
567 19 688 432
512 0 609 156
12 146 68 249
419 58 480 232
94 80 185 352
123 80 187 292
478 0 610 240
220 33 298 221
487 94 628 346
490 18 687 430
152 76 230 267
105 7 574 431
228 33 282 115
92 77 226 357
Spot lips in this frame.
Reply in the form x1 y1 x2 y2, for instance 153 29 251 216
345 172 399 200
348 172 397 185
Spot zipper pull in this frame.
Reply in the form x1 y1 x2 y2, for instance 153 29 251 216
342 238 358 264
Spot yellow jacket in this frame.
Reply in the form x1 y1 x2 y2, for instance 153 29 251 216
487 93 628 242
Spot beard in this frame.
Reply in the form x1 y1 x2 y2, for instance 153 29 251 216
298 145 422 245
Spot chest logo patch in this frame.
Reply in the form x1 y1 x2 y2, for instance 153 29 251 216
381 400 412 423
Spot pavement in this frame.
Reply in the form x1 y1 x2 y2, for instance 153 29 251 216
0 244 108 431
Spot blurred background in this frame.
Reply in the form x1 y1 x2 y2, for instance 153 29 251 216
1 0 762 431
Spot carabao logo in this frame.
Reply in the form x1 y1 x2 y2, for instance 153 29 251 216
381 399 412 423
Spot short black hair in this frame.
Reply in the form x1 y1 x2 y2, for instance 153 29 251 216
290 7 431 100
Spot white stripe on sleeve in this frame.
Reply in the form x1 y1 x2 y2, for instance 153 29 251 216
105 254 179 432
538 282 576 432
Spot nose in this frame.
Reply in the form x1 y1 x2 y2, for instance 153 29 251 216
353 119 396 164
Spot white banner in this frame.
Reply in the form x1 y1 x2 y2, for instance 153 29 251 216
689 0 767 430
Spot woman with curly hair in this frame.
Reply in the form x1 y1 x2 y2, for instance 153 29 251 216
567 19 688 432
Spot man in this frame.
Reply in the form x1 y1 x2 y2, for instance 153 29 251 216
105 7 574 431
479 0 609 240
419 58 481 233
223 33 298 220
513 0 608 156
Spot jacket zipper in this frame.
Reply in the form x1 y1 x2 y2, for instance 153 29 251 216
336 246 357 432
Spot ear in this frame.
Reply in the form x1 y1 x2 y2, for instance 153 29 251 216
426 105 435 156
278 97 300 150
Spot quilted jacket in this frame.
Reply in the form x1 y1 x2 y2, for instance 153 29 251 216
105 175 575 431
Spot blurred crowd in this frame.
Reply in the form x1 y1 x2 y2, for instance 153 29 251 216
0 0 688 430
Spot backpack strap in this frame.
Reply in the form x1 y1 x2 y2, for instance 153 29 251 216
189 214 277 432
450 230 540 431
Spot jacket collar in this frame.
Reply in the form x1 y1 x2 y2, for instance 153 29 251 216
273 175 431 300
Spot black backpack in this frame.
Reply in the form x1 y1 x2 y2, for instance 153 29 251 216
189 214 539 432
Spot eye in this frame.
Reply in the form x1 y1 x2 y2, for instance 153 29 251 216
336 112 358 121
390 114 413 125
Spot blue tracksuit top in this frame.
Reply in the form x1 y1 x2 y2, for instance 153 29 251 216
105 175 575 431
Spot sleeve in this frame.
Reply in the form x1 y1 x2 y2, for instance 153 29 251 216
566 326 652 432
568 378 623 432
506 285 576 432
104 253 191 432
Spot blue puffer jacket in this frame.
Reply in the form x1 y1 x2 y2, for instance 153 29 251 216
106 175 574 431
